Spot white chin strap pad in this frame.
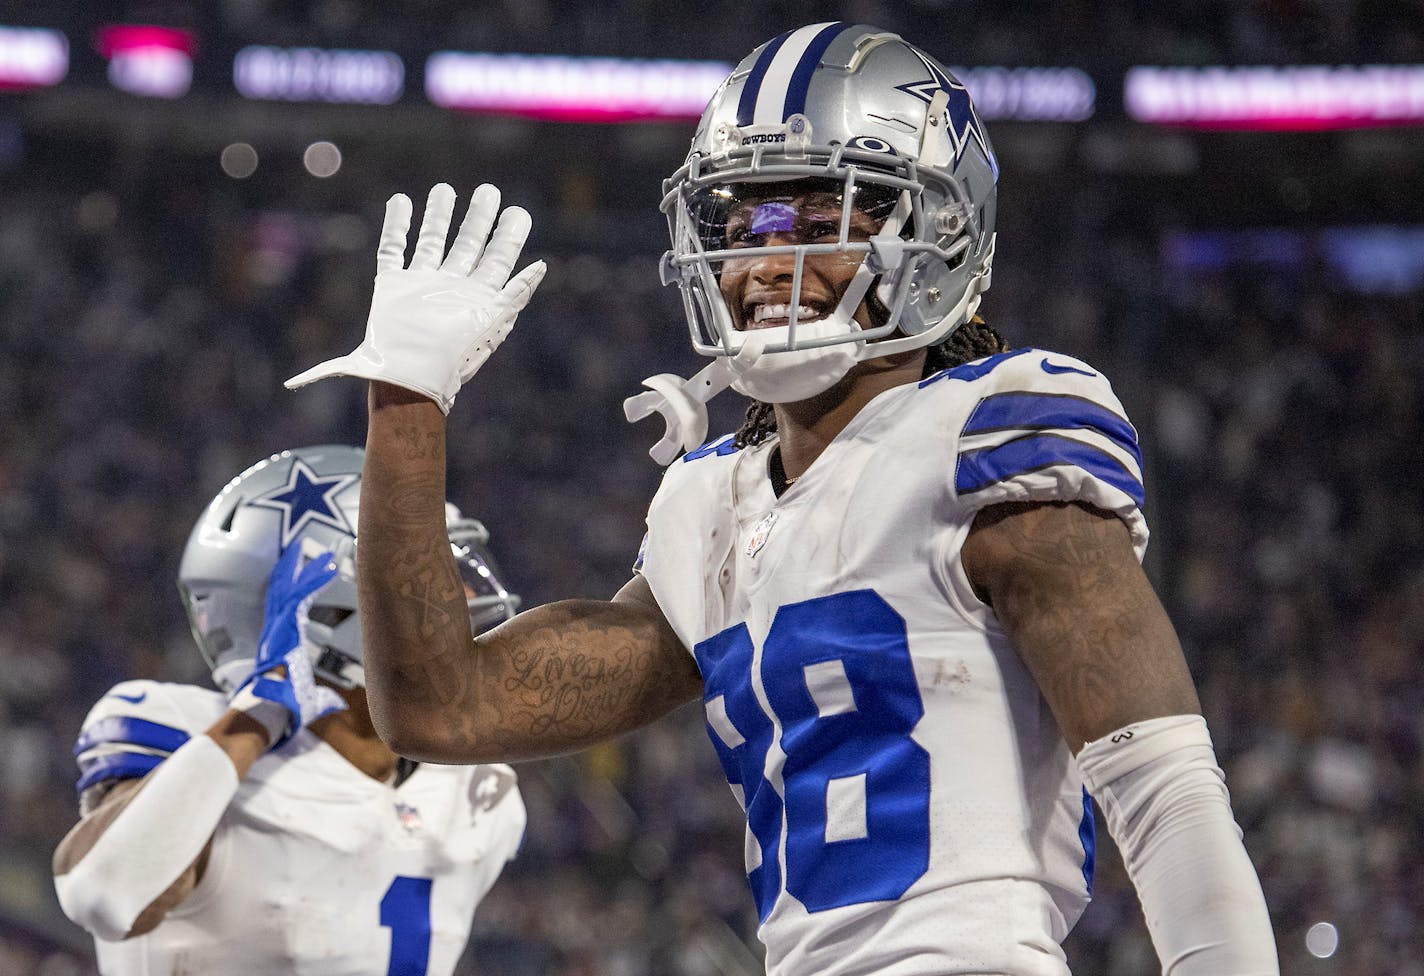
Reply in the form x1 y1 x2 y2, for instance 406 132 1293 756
728 317 863 403
55 735 239 941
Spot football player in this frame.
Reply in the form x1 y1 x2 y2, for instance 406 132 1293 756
52 445 526 976
286 22 1279 976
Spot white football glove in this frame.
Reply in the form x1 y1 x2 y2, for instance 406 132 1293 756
285 182 547 413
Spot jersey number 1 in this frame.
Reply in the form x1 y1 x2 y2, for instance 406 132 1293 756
695 590 931 919
380 875 433 976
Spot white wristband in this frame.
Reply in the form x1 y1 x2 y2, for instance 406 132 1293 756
55 735 240 941
1077 715 1279 976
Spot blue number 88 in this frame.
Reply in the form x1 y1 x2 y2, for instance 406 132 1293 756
696 590 930 916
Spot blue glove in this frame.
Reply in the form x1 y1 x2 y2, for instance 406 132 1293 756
229 541 347 749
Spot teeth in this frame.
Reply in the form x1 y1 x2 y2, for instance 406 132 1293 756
753 304 820 323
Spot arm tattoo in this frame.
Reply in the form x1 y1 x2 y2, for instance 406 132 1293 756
973 502 1198 747
429 600 697 759
497 617 659 739
361 396 698 760
360 465 471 708
392 425 441 461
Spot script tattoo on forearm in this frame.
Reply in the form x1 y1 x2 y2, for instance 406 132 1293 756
363 397 699 757
469 601 695 754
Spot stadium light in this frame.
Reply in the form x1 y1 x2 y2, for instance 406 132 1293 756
1125 64 1424 130
303 141 342 178
220 143 259 179
95 25 195 99
0 25 68 90
425 52 732 122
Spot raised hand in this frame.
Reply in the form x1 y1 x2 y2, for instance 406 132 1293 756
285 183 547 413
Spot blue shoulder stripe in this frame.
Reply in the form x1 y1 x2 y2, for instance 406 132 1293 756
919 348 1033 387
682 433 739 462
76 752 164 794
74 716 190 757
736 29 793 126
781 22 853 121
963 392 1141 468
956 432 1145 508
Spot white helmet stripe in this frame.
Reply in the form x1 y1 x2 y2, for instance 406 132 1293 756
750 22 840 125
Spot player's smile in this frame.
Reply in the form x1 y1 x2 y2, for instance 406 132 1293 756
740 297 834 330
723 250 863 332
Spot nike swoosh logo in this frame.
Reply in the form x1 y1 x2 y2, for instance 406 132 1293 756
109 691 147 704
1040 358 1097 378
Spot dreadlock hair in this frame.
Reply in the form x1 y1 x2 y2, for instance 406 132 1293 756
732 316 1009 449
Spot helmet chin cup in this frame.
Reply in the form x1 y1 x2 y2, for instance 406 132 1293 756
727 317 862 403
211 658 253 695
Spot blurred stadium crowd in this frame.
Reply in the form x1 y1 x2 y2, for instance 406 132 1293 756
29 0 1424 64
2 2 1422 975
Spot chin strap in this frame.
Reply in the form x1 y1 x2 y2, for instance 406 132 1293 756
623 337 765 465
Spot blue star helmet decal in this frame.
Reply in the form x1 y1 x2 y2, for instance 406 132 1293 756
895 49 998 178
248 458 358 547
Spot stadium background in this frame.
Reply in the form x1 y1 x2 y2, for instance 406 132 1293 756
1 1 1421 973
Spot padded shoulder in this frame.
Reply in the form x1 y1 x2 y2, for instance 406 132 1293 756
924 347 1148 557
74 681 227 794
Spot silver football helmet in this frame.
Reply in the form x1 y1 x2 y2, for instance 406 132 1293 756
177 445 519 692
660 22 997 400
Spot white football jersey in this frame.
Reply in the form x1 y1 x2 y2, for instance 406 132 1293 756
71 679 526 976
637 349 1147 976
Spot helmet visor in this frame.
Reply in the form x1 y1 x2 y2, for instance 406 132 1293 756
685 177 899 256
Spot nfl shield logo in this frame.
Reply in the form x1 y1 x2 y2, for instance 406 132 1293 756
395 802 423 833
745 512 778 557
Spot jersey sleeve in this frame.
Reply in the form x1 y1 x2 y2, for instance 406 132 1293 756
948 349 1149 556
72 680 226 797
634 434 741 652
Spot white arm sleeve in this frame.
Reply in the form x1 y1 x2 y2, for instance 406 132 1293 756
1076 714 1279 976
54 734 239 941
